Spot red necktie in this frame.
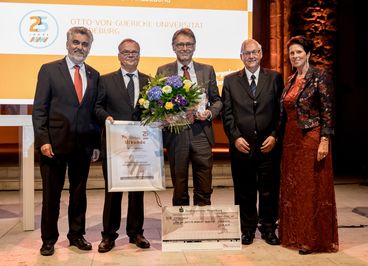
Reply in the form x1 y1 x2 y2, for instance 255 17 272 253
74 65 83 103
182 65 191 80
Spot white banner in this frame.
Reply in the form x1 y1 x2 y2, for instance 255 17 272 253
0 2 248 58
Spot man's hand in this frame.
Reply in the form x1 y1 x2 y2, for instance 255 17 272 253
235 137 250 154
260 136 276 153
40 143 54 158
91 149 100 162
106 116 114 124
196 110 212 121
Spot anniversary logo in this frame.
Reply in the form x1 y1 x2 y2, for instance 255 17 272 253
19 9 59 49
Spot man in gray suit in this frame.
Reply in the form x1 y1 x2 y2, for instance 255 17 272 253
156 28 222 206
222 39 284 246
95 39 150 252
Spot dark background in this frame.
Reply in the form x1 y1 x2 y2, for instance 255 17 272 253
254 0 367 178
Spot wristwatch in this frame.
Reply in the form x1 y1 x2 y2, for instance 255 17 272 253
321 136 329 141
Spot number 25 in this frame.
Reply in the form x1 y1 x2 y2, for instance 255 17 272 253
29 16 48 32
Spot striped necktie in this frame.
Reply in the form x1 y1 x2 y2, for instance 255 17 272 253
126 73 135 107
249 74 256 96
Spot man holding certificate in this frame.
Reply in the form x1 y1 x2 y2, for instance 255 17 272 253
94 39 150 252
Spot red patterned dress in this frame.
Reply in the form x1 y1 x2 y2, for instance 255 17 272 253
278 76 339 253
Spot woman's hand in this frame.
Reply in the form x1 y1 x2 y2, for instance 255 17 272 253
317 137 329 161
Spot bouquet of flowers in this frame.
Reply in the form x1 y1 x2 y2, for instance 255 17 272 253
138 74 203 133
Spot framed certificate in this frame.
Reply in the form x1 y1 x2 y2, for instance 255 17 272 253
105 120 165 191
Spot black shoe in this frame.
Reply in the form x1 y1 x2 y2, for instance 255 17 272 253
299 249 312 255
69 237 92 250
241 231 255 245
261 231 280 245
129 234 150 249
40 241 55 256
98 238 115 253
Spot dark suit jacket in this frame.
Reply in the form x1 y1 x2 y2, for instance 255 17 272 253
222 67 284 145
156 61 222 146
94 69 150 157
32 57 100 154
281 65 335 136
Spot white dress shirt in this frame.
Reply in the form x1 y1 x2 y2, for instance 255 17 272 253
121 69 139 107
66 56 87 96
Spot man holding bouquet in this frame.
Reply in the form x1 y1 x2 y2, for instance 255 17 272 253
94 39 150 252
156 28 223 206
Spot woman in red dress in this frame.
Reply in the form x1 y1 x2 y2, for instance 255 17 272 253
278 36 339 255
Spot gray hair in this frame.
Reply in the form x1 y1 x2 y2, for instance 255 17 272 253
118 38 140 52
240 39 262 53
66 26 94 43
172 28 196 45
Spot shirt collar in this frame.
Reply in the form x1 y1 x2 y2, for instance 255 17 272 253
245 67 260 80
66 55 84 70
121 68 138 77
177 61 194 71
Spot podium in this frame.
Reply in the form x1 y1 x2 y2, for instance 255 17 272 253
0 115 34 230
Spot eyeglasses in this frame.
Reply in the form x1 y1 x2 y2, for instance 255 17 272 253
175 42 195 49
71 40 90 48
241 50 261 56
119 50 140 57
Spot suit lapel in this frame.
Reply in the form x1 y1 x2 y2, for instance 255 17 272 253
113 69 136 110
295 67 313 100
58 58 80 104
237 68 253 98
113 69 129 100
134 71 149 113
166 62 178 76
193 61 205 87
113 69 126 90
137 71 146 91
255 68 266 98
281 72 296 100
83 64 94 104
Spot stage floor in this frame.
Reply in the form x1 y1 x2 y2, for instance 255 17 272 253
0 185 367 265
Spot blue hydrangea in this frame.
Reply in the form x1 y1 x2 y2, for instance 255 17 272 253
165 75 183 89
147 86 163 101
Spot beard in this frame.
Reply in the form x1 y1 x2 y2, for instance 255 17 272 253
68 49 88 64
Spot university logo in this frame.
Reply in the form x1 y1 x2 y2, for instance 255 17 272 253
19 10 58 48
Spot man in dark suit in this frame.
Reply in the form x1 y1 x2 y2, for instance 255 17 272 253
222 39 284 246
94 38 150 253
156 28 222 206
32 26 100 256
